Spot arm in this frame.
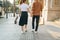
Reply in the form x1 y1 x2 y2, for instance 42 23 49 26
27 8 31 13
31 3 35 13
30 3 35 16
40 3 43 17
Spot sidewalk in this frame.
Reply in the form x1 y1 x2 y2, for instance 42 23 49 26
54 19 60 26
50 19 60 28
0 16 60 40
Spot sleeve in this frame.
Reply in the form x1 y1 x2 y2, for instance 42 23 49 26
27 4 29 8
40 3 43 11
32 3 35 11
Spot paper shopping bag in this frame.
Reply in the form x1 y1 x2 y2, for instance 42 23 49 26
39 17 44 25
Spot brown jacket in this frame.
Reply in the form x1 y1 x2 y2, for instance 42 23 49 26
32 2 43 16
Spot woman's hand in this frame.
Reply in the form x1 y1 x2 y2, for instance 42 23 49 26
19 14 21 16
40 14 42 17
30 13 33 17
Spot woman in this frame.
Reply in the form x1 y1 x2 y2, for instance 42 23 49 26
19 0 31 33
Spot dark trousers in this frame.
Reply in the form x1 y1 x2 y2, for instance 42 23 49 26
32 16 40 31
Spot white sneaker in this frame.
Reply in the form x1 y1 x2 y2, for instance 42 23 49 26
25 29 27 32
32 29 35 32
35 31 37 33
21 31 24 34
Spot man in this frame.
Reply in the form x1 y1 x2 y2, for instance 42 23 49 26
31 0 43 33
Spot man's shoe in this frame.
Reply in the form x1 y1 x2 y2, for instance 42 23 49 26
32 29 35 32
35 31 37 33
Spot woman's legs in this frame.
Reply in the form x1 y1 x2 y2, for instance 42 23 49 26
25 25 27 32
19 12 28 33
21 25 27 33
21 26 24 32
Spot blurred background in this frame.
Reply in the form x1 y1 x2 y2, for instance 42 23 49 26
0 0 60 40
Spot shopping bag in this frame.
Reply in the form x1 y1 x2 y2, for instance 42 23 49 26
39 17 44 25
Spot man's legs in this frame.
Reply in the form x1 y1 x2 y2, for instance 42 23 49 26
35 16 40 31
32 16 35 29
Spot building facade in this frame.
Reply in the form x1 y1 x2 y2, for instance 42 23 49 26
48 0 60 21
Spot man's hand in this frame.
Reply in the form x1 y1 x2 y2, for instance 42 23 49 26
40 12 42 17
30 13 33 17
40 14 42 17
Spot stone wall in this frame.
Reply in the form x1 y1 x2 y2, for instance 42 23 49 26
47 0 60 21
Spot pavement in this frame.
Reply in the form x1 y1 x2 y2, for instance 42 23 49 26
53 19 60 27
0 14 60 40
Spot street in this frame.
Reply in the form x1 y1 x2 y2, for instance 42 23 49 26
0 13 60 40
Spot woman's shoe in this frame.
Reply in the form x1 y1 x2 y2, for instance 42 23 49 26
25 30 27 32
21 31 24 34
25 29 27 32
35 31 37 33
